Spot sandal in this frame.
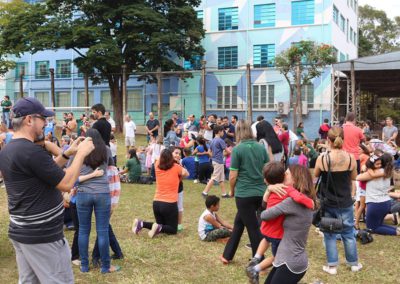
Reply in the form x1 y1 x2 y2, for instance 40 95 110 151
102 265 121 274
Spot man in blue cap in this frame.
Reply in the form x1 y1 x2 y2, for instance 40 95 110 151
0 97 95 283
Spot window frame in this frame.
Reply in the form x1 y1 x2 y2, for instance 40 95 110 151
56 59 72 79
291 0 315 26
253 44 275 68
218 46 238 70
35 61 50 79
216 86 238 110
254 4 276 28
218 7 239 31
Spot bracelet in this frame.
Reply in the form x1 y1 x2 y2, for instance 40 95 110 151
62 152 70 160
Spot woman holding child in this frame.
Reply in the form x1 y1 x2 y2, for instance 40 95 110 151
220 120 269 264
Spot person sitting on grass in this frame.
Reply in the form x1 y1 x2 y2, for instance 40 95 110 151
132 148 189 238
246 162 314 284
198 195 233 242
119 148 153 184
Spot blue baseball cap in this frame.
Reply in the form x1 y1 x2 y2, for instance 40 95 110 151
12 97 55 118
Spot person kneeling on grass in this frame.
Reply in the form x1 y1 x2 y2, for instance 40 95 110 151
119 148 153 184
198 195 233 242
132 148 189 238
246 162 314 284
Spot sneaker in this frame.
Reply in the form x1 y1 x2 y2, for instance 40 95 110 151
202 192 208 198
246 265 259 284
132 219 143 234
323 265 337 275
148 223 162 238
221 194 230 198
193 179 199 184
72 259 81 266
351 263 363 272
177 224 183 232
247 257 261 268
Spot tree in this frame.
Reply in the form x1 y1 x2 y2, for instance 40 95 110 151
358 5 400 57
275 41 336 130
0 0 205 131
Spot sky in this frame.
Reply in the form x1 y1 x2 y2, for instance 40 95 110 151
358 0 400 19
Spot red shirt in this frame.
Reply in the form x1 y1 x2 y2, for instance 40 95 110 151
343 122 364 160
278 131 289 155
260 186 314 239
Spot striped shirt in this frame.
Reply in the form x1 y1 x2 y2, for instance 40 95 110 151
0 138 65 244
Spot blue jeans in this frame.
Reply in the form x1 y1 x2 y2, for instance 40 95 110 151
323 205 359 266
76 192 111 273
366 201 397 235
2 111 10 128
92 224 123 259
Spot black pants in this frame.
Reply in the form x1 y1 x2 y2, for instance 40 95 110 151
143 201 178 234
70 202 80 261
265 265 306 284
92 224 123 259
222 196 263 261
198 162 213 183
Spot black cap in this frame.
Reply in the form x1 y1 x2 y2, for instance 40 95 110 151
12 97 55 118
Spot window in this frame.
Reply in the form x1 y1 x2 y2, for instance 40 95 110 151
55 91 71 107
353 31 357 45
253 44 275 68
35 61 49 79
253 85 275 109
340 52 346 62
333 5 339 25
100 90 113 110
217 86 238 109
56 60 72 78
218 7 238 31
218 46 238 69
292 0 314 25
196 10 203 21
350 27 354 43
184 55 202 70
127 89 143 111
15 62 28 79
292 84 314 108
340 15 345 32
77 90 94 106
254 4 275 28
34 92 49 107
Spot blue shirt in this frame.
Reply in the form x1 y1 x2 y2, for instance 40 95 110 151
196 145 210 164
44 121 55 136
210 137 226 164
182 156 196 179
288 155 300 166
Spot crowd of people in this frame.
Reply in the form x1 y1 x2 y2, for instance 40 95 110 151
0 94 400 283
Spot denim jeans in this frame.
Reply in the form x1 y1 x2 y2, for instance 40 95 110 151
2 111 10 129
366 201 397 235
76 192 111 273
92 224 123 259
323 205 359 266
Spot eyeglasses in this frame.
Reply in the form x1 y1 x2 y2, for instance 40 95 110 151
31 114 46 122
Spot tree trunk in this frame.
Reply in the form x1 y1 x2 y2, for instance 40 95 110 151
109 76 123 133
290 87 296 132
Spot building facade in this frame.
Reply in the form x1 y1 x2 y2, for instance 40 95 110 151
1 0 358 137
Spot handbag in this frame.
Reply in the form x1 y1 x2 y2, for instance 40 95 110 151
315 153 344 234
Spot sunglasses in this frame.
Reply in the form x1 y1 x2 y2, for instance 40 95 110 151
31 114 46 122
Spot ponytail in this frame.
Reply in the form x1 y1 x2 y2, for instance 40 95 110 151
333 136 343 149
328 126 344 149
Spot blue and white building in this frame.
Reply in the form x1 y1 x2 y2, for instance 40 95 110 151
1 0 359 137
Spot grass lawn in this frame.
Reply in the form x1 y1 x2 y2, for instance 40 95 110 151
0 134 399 283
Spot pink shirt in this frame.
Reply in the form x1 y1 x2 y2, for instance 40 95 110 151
343 122 364 160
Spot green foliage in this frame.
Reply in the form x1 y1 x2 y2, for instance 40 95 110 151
358 5 400 57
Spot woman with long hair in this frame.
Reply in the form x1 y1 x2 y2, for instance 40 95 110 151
314 126 362 275
262 165 316 284
132 148 189 237
163 119 180 148
256 120 284 162
357 153 400 236
221 120 269 264
76 128 120 273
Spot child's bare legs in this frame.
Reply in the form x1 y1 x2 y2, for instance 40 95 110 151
202 179 214 195
219 181 227 196
355 196 366 229
256 256 274 271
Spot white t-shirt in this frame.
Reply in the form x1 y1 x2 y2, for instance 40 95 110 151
366 169 391 203
107 118 116 130
110 142 117 157
198 209 216 240
124 121 136 138
204 122 214 141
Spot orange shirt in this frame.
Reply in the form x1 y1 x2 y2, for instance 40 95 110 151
154 162 182 203
343 123 364 160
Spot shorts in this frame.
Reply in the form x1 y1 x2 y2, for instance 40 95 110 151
211 162 225 183
178 191 184 212
355 182 366 202
263 235 281 256
125 136 136 147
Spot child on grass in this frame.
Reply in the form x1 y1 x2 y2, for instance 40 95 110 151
198 195 233 242
182 148 196 180
246 162 314 283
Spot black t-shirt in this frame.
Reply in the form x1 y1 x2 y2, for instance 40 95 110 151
146 119 160 137
93 117 111 146
0 138 66 244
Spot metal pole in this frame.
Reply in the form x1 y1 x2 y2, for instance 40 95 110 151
246 63 252 122
156 67 163 136
351 60 356 114
50 68 55 110
122 64 127 115
201 60 206 115
84 73 89 108
19 71 24 98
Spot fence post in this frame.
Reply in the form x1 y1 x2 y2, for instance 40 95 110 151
156 68 163 136
351 60 356 114
122 64 127 115
201 60 207 115
246 63 252 122
84 73 89 108
19 71 24 98
50 68 55 111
